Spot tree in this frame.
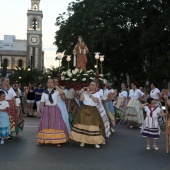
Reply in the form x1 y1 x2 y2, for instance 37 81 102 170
54 0 170 88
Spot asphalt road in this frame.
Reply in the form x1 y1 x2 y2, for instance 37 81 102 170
0 117 170 170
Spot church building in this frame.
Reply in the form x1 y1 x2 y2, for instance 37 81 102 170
0 0 44 76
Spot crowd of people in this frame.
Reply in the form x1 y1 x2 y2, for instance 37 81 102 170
0 77 168 151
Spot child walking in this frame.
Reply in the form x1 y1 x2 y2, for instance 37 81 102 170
141 98 166 150
0 90 10 144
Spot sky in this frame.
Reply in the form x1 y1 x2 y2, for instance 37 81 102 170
0 0 76 68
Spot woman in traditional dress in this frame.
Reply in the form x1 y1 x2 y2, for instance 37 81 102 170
141 98 166 150
70 81 105 149
150 82 164 123
64 86 79 127
53 78 70 134
126 82 144 128
36 79 69 146
1 77 18 137
0 91 10 144
73 36 89 70
116 83 128 124
96 86 111 138
102 84 115 133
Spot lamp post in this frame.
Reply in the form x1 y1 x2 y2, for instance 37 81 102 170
56 52 63 72
66 55 71 70
95 52 100 73
99 55 104 74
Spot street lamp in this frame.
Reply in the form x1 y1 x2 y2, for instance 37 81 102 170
95 52 100 72
66 55 71 70
100 55 104 74
56 52 64 72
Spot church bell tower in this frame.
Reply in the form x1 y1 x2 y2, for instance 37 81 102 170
26 0 44 71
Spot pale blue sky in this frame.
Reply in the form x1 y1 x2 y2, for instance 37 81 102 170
0 0 76 68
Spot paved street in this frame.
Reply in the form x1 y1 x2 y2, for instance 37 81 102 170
0 117 170 170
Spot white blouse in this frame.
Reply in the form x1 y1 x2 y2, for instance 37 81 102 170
1 87 16 100
119 90 128 98
64 89 75 99
144 106 161 118
150 88 160 100
129 89 144 100
102 89 110 100
83 91 100 106
41 91 59 106
0 100 9 110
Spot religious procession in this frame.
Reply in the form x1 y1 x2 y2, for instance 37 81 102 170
0 36 169 153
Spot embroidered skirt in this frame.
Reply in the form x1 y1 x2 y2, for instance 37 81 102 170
0 112 10 137
96 102 111 138
7 99 18 132
70 105 105 144
126 99 144 124
37 105 69 144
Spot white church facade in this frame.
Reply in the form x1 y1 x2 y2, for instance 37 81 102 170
0 0 44 76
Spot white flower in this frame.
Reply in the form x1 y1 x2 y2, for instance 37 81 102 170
72 70 76 75
72 78 77 81
83 74 88 76
75 68 79 73
61 71 66 75
61 76 65 80
67 72 72 77
99 74 103 77
65 78 70 80
99 78 103 80
87 70 91 73
90 77 94 80
82 78 86 81
77 74 80 77
80 69 83 73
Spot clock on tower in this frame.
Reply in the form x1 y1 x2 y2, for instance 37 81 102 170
26 0 44 71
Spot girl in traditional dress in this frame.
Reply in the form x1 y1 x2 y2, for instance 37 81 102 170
64 86 79 127
0 91 10 144
70 81 105 149
116 83 128 124
53 78 70 134
102 84 115 133
141 98 166 150
150 82 164 123
96 85 111 138
126 82 144 128
36 79 69 146
1 77 18 137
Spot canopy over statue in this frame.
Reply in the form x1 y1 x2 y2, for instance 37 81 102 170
73 36 89 70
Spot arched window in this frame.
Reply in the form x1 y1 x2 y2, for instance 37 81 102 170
33 4 38 11
18 60 23 68
3 59 8 67
32 18 38 30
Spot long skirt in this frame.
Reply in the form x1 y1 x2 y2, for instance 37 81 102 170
37 105 69 144
7 100 18 132
65 98 79 126
116 97 127 121
141 117 160 139
126 99 144 124
70 105 105 144
102 102 115 126
57 100 70 134
96 102 111 138
0 112 10 137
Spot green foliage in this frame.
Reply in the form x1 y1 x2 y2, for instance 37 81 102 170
54 0 170 88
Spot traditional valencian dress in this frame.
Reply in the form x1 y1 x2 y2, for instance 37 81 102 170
141 106 161 139
126 89 144 125
97 89 111 138
64 88 79 126
1 87 17 132
0 100 10 138
70 91 105 145
150 88 164 122
115 89 128 122
37 89 69 144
